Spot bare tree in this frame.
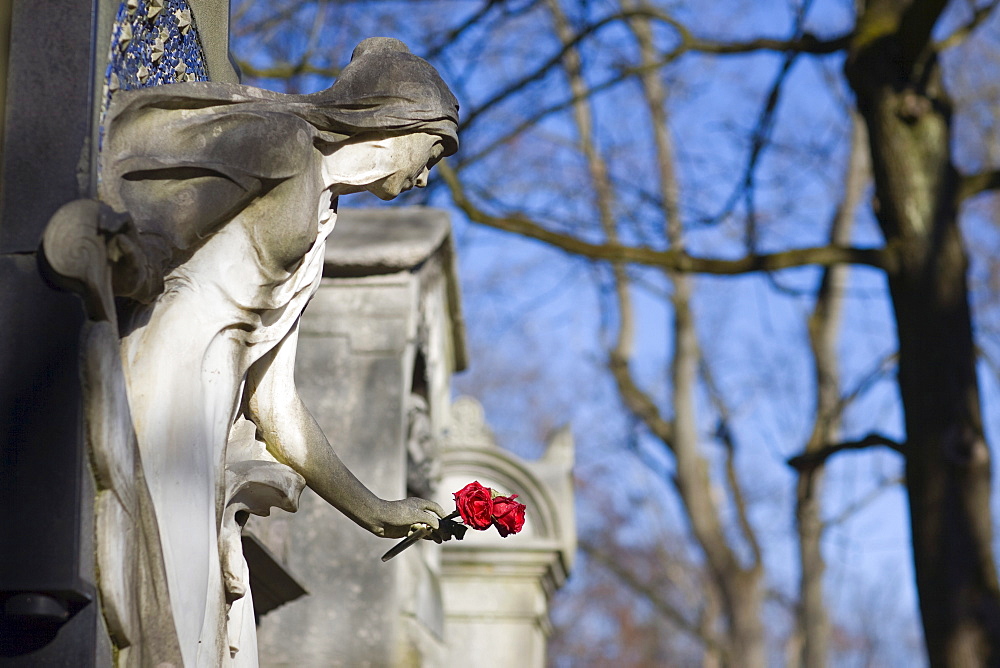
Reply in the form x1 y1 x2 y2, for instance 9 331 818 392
841 3 1000 663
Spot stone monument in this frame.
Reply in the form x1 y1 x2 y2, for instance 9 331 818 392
1 4 576 666
4 1 461 663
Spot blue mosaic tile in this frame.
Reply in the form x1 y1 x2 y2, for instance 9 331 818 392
101 0 209 123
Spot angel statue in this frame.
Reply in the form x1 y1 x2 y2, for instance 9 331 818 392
42 37 457 666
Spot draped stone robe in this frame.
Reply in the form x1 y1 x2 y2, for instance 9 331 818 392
100 83 339 666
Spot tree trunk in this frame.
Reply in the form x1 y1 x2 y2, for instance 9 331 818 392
845 3 1000 664
795 114 867 668
723 568 766 668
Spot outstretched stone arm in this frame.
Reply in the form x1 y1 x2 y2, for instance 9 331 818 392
245 324 445 538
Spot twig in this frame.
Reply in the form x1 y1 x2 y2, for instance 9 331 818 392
936 0 1000 50
582 542 728 656
787 433 904 472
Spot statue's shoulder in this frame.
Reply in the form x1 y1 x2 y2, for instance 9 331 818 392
101 82 321 194
106 82 294 121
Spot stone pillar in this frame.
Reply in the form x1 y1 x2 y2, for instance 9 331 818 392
191 0 240 84
0 2 236 662
254 207 467 667
0 2 106 663
437 397 577 668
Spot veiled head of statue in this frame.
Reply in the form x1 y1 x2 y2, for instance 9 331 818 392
299 37 459 157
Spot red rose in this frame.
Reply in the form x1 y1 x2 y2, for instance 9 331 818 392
490 494 526 537
453 481 493 530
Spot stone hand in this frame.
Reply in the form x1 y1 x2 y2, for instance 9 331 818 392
379 513 468 562
372 497 446 539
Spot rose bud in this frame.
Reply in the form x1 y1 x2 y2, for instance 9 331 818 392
490 494 526 537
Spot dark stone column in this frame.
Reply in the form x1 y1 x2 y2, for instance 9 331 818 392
0 1 110 664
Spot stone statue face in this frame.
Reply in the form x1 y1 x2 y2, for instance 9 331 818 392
322 132 446 201
367 133 445 200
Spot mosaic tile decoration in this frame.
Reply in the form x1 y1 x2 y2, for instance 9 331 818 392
102 0 209 117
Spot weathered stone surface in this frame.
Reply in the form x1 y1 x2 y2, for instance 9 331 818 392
255 277 414 667
0 0 96 252
221 439 306 665
190 0 240 84
323 207 450 277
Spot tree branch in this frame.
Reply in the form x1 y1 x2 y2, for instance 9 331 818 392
609 353 674 444
701 362 762 568
935 0 1000 50
787 433 905 472
582 542 727 656
458 30 850 166
440 161 895 274
425 0 542 60
688 31 851 56
458 7 850 132
234 59 341 81
896 0 950 68
231 1 309 39
459 9 662 131
792 111 868 668
959 169 1000 201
